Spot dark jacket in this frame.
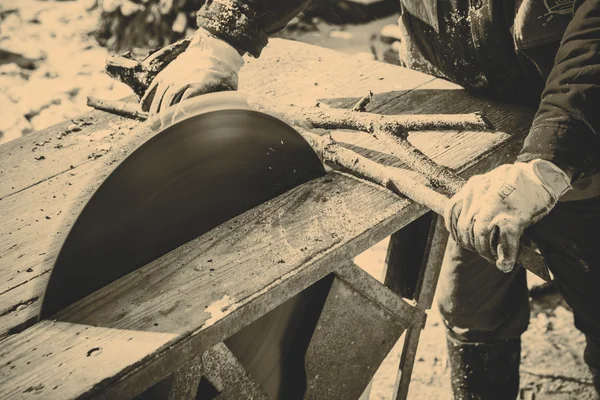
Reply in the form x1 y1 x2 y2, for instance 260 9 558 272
196 0 600 181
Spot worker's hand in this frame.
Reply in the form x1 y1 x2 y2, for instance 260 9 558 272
444 160 572 272
141 28 244 114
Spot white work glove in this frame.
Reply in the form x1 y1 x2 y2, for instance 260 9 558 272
141 28 245 114
444 160 572 272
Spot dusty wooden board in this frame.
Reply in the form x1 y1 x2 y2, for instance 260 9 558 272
0 39 534 339
0 112 139 200
239 40 535 170
0 320 177 399
0 170 421 400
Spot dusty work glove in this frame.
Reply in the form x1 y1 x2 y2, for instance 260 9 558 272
444 160 572 272
141 28 244 114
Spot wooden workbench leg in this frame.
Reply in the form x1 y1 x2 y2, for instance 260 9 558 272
392 215 449 400
138 342 268 400
412 215 449 309
201 342 269 400
168 354 205 400
384 212 435 299
394 326 422 400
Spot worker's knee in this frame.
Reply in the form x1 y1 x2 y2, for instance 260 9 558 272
585 336 600 369
584 336 600 394
437 238 530 342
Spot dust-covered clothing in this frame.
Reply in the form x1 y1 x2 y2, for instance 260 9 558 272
398 0 600 184
196 0 600 182
438 195 600 385
196 0 310 58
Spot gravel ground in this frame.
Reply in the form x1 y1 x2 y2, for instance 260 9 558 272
0 1 595 399
0 0 131 144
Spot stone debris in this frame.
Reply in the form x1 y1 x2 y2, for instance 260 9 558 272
0 93 33 143
66 123 82 133
0 48 39 69
0 0 132 145
379 23 403 44
172 11 188 33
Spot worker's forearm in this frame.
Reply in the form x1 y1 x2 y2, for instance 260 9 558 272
196 0 311 58
517 0 600 181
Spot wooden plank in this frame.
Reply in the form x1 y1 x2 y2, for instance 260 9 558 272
57 171 416 331
0 171 424 400
0 320 177 400
242 42 536 178
393 216 449 400
0 158 148 337
239 39 436 111
0 112 139 201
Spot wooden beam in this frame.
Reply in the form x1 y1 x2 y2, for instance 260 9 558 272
334 263 423 327
0 171 427 399
392 215 449 399
0 321 177 400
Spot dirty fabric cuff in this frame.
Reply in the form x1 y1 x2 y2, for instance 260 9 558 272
196 0 268 57
517 122 600 181
517 0 600 181
196 0 310 58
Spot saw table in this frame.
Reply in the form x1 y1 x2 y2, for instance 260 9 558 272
0 39 535 399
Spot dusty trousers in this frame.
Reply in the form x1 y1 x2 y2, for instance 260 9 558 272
437 195 600 391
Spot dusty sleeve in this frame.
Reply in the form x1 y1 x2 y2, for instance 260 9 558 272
196 0 311 58
517 0 600 180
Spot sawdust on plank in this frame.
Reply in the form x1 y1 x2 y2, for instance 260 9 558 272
202 294 237 328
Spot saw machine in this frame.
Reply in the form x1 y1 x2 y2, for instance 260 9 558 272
39 92 416 399
30 38 555 399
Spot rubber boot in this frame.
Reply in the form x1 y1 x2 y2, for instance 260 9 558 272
446 334 521 400
584 337 600 399
588 367 600 400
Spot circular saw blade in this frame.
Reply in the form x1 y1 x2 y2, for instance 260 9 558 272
40 93 325 319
